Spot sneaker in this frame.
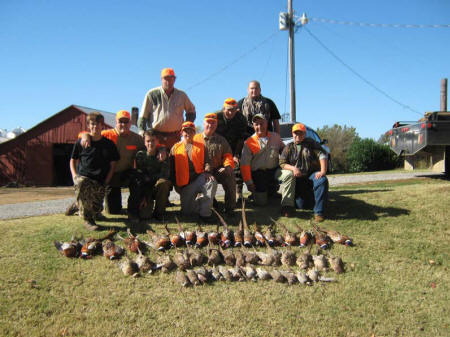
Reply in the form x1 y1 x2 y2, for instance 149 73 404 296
84 220 99 231
281 206 294 217
314 214 325 222
65 202 78 216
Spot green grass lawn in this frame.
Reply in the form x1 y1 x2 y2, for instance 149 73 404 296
0 178 449 337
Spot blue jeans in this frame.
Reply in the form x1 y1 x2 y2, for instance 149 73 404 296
295 173 328 216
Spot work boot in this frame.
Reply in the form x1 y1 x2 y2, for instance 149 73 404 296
84 219 99 231
65 202 78 216
314 214 325 222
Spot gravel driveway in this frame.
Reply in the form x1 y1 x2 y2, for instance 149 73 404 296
0 171 443 220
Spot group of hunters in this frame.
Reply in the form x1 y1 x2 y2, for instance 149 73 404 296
68 68 329 231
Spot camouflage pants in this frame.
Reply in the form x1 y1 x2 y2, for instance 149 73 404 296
74 175 105 221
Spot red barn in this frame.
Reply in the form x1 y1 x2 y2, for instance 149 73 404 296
0 105 138 186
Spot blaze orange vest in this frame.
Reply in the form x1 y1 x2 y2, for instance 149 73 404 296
172 140 205 187
240 133 271 182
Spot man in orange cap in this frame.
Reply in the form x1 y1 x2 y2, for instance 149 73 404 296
276 123 329 221
215 98 249 202
194 112 236 214
170 121 217 221
139 67 196 151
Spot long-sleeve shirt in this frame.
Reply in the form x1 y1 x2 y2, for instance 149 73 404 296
139 86 196 133
240 132 283 184
279 139 328 176
194 133 234 172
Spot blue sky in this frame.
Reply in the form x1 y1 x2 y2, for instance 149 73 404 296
1 0 449 140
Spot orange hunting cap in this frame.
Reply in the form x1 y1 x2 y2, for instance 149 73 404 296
204 113 217 123
223 98 238 108
292 123 306 133
161 68 175 77
181 121 196 131
116 110 131 121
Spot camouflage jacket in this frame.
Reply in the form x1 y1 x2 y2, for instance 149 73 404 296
279 139 327 176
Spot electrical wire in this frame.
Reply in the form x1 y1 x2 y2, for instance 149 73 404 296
310 17 450 29
186 31 280 91
303 26 423 116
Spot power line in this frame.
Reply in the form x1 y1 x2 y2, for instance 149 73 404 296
186 31 280 91
303 26 423 116
311 17 450 29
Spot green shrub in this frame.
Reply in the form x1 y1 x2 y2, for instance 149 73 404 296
347 138 401 172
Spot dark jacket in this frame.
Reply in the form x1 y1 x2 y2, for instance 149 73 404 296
279 139 327 176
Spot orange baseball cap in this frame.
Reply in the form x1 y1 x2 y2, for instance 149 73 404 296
161 68 175 77
223 98 238 108
204 113 217 123
292 123 306 133
181 121 196 130
116 110 131 120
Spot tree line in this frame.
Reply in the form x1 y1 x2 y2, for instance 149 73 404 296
316 124 402 173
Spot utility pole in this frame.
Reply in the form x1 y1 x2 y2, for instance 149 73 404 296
279 1 308 123
288 0 296 123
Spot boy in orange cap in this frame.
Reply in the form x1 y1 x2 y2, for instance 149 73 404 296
170 121 217 221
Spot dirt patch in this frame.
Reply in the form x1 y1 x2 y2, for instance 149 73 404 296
0 187 74 205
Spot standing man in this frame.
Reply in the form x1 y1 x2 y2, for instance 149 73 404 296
139 67 196 150
215 98 249 201
240 114 284 206
194 113 236 213
276 123 329 221
70 112 119 230
238 80 281 135
170 121 217 222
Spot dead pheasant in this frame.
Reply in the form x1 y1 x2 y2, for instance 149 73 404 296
270 270 286 283
176 216 195 246
312 253 328 272
117 228 144 254
155 253 176 273
295 271 312 285
173 248 191 271
271 218 298 246
279 270 298 285
281 247 296 266
186 269 201 286
263 223 276 246
195 267 210 284
266 241 282 266
307 269 320 282
234 249 246 267
211 208 232 248
210 266 223 281
294 224 311 248
80 230 116 258
254 224 265 247
207 243 223 266
54 236 82 258
165 224 184 248
241 265 257 281
207 225 221 246
316 225 353 246
233 221 244 247
102 239 125 260
146 228 171 251
188 247 207 267
195 225 208 248
241 199 254 247
314 227 330 249
175 270 190 287
256 267 272 281
220 246 236 266
229 266 246 281
242 248 261 265
328 255 345 274
135 247 155 273
296 243 313 269
218 265 233 281
118 257 139 277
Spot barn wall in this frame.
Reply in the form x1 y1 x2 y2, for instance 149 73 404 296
0 106 93 186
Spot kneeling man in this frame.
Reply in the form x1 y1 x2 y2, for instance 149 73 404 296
276 123 329 221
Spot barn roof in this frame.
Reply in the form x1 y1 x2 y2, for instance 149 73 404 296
0 104 139 149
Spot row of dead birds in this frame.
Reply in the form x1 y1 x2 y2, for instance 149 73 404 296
54 200 349 282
